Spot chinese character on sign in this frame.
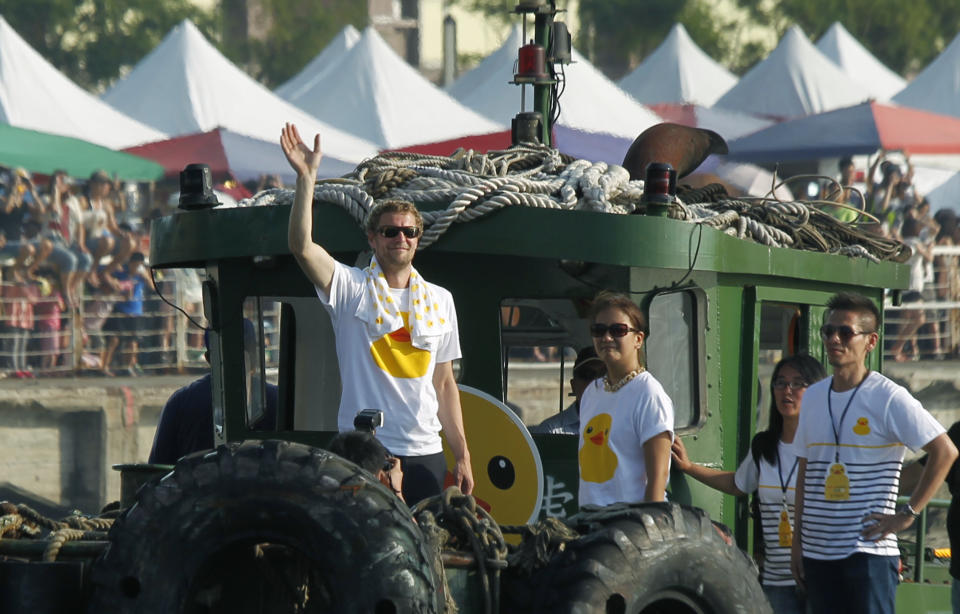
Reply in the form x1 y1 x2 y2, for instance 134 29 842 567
541 474 574 518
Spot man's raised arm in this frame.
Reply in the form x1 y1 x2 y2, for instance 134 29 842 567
281 122 337 296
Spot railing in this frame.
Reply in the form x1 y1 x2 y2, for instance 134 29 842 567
0 268 210 377
898 496 951 584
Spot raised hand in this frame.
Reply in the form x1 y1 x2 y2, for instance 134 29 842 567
280 122 323 179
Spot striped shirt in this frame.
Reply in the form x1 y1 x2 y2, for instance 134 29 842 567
793 372 945 560
735 442 798 586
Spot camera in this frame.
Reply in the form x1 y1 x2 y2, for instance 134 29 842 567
353 409 384 433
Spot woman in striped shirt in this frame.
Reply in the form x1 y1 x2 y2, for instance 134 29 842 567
671 354 826 614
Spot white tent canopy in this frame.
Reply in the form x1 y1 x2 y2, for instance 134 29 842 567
894 32 960 119
277 26 502 149
275 25 360 101
0 15 165 149
449 25 661 140
618 23 737 107
103 20 377 162
714 26 866 118
815 22 905 102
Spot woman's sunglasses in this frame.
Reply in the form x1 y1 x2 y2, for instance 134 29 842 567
819 324 872 342
378 226 420 239
590 323 639 338
773 379 808 390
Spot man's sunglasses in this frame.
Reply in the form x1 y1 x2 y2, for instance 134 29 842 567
378 226 420 239
590 323 639 338
819 324 873 342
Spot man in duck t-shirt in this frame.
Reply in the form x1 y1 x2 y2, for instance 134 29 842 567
282 123 473 505
791 292 957 613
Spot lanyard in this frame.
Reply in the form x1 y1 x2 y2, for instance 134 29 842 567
826 374 868 462
776 446 798 505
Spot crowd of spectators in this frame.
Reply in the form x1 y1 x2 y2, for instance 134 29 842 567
0 165 265 378
825 152 960 361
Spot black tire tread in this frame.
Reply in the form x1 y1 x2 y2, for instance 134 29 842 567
531 502 771 614
87 440 441 614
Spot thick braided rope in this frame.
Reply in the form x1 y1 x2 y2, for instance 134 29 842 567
236 146 906 262
42 528 109 562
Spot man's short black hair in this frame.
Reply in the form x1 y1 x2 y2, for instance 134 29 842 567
826 292 880 333
328 431 391 475
838 156 853 170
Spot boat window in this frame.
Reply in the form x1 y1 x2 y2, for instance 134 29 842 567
500 300 588 428
241 296 341 432
500 292 702 430
647 291 700 429
755 302 805 433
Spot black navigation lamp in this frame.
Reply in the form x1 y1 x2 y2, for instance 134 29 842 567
178 163 220 210
641 162 677 217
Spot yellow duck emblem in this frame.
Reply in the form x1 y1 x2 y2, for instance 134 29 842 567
580 413 618 483
852 417 871 436
370 312 430 378
825 463 850 500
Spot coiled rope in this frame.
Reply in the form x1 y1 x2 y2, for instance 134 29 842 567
0 502 114 562
414 486 508 614
240 145 909 263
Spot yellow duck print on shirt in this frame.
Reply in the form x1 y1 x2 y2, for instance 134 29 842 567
825 463 850 500
852 417 871 435
580 413 618 483
370 312 430 378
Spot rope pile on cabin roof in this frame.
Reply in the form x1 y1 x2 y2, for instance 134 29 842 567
242 144 909 263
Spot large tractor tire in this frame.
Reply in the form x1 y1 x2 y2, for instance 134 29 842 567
87 440 443 614
531 502 771 614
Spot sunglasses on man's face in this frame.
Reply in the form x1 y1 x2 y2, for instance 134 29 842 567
590 323 639 338
819 324 873 343
378 226 420 239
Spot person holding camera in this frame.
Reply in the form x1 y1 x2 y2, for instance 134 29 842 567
282 123 473 505
329 427 406 503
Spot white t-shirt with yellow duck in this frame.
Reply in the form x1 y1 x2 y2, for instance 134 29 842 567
578 372 674 507
793 371 945 560
318 259 460 457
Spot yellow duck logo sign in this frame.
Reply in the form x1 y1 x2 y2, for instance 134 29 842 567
442 386 544 527
579 413 618 483
852 417 871 436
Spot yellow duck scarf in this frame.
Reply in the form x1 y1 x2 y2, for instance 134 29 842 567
356 255 450 350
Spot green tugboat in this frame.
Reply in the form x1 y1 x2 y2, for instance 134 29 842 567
0 2 949 612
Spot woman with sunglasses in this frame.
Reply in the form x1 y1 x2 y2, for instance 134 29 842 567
578 291 674 507
671 354 826 614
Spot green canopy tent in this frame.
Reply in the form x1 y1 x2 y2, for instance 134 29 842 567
0 123 164 181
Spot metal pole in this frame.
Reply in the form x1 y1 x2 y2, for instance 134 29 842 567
442 15 457 87
533 6 553 147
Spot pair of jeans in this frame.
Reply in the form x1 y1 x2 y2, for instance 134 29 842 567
803 553 898 614
762 584 808 614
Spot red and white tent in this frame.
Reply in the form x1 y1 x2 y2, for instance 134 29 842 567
276 26 502 150
103 20 377 163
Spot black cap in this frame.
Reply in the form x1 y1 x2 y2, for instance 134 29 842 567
572 346 604 379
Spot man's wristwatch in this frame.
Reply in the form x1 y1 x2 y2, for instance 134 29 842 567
898 503 921 519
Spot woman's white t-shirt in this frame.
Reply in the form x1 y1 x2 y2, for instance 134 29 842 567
578 372 674 507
